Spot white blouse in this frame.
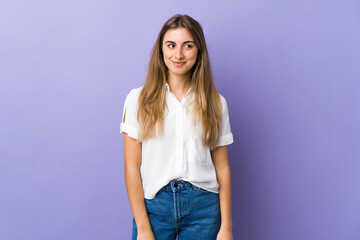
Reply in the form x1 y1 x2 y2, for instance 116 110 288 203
120 83 233 199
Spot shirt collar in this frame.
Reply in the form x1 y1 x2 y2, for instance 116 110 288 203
165 82 192 94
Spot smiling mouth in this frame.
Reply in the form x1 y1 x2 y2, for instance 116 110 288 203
172 61 185 66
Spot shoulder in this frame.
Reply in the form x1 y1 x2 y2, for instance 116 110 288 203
124 86 144 102
218 93 226 103
218 93 229 111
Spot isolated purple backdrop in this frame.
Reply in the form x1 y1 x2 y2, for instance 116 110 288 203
1 0 359 239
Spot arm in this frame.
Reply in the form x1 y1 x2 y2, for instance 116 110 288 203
211 145 233 239
124 133 154 237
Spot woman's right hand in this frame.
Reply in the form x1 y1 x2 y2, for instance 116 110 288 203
137 229 155 240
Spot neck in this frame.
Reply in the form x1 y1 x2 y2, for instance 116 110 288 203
167 72 191 94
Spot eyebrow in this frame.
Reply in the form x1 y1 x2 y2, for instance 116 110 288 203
164 40 195 44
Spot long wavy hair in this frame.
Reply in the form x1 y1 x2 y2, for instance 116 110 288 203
138 14 222 149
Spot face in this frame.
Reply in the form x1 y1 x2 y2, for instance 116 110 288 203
162 27 199 80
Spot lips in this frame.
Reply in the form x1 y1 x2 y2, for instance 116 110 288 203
172 61 185 66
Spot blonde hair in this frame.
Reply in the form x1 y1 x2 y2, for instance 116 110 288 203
138 14 222 149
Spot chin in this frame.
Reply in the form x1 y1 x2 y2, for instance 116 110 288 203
171 70 190 76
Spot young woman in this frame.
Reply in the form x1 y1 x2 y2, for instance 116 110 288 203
120 14 234 240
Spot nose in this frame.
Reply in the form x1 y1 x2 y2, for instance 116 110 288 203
175 46 184 59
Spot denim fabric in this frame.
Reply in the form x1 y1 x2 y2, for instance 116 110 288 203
132 180 221 240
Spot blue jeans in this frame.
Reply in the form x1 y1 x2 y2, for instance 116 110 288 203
132 179 221 240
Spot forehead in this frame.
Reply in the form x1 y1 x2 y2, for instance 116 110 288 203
163 28 194 42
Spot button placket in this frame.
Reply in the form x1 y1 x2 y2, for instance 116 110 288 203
175 102 184 175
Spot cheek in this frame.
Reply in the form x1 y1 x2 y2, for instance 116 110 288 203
186 50 198 62
162 49 172 60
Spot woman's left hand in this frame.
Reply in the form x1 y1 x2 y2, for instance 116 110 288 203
216 227 233 240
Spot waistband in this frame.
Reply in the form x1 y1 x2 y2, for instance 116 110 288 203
160 179 196 192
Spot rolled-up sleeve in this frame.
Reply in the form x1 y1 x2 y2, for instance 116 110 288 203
215 95 234 147
120 88 141 140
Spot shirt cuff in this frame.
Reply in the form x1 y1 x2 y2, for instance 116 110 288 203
120 122 140 140
216 133 234 147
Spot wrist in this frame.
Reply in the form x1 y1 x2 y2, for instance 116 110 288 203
137 222 152 232
220 223 233 231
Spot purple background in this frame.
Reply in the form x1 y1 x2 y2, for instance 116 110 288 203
1 0 360 239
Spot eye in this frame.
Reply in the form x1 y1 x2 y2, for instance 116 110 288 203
184 44 193 49
167 44 175 48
